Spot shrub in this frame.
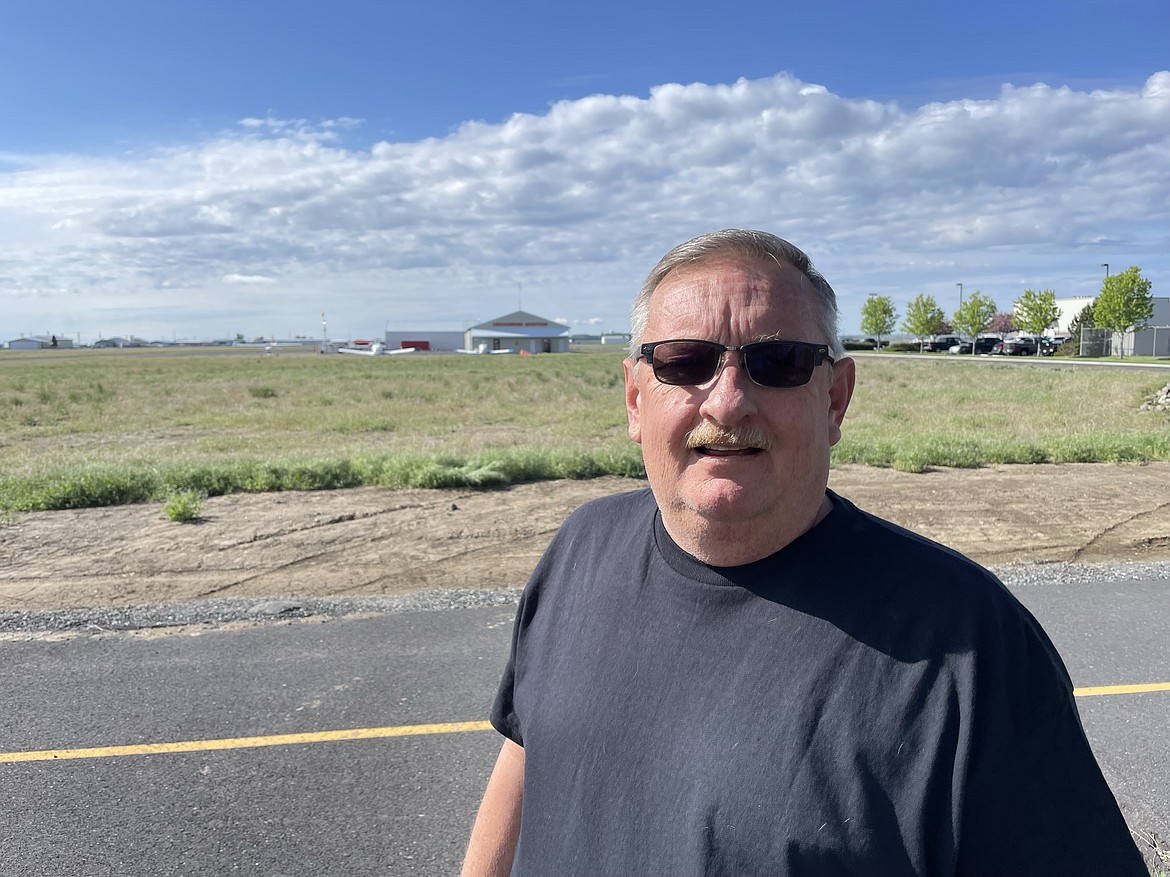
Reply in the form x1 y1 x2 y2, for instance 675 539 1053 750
163 489 205 523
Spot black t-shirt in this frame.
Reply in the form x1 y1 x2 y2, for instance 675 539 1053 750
492 489 1144 876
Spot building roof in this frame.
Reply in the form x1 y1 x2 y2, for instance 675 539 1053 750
468 310 571 338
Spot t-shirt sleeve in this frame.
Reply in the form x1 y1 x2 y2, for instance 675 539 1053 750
490 584 530 746
957 696 1145 874
954 605 1147 875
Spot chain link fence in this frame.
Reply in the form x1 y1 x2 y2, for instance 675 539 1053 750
1141 325 1170 357
1078 327 1112 357
1079 326 1170 357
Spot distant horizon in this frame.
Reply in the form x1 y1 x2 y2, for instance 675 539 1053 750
8 288 1169 349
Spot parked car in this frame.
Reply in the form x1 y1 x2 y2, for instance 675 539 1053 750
948 337 1000 355
1001 337 1038 356
925 335 962 352
864 338 891 349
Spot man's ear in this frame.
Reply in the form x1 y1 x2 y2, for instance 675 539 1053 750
826 355 856 447
623 357 643 445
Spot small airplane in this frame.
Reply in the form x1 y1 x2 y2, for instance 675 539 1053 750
454 344 518 355
337 342 418 356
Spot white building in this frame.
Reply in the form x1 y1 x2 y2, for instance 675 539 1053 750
1053 297 1096 335
464 311 571 354
382 330 465 351
6 335 75 349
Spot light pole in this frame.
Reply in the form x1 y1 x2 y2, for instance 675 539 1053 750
956 283 964 310
1095 265 1109 356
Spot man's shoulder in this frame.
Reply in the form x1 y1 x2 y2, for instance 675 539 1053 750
827 491 1058 650
564 484 657 526
825 490 1020 616
532 485 657 569
519 486 657 610
829 490 993 577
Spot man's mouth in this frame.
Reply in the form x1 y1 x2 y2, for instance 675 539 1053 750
695 443 763 457
685 422 772 456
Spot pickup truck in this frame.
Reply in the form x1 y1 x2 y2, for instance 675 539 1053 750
1001 337 1038 356
924 336 961 352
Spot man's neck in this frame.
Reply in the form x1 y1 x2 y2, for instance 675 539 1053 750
661 493 835 567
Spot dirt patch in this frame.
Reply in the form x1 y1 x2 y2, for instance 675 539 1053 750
2 462 1169 611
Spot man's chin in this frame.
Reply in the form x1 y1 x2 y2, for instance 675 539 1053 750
678 479 770 521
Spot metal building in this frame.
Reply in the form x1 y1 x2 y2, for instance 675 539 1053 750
382 330 465 351
463 311 571 354
6 335 75 349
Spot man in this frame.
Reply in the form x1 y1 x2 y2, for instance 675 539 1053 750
461 229 1145 875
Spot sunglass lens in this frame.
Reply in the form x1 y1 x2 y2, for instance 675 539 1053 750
746 342 814 387
651 341 720 385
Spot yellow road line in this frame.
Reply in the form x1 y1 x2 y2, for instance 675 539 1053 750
5 682 1169 764
0 720 493 764
1073 681 1170 698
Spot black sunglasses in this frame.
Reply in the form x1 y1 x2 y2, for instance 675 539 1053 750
639 338 834 388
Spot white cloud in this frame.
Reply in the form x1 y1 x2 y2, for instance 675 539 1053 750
223 273 277 285
2 72 1168 341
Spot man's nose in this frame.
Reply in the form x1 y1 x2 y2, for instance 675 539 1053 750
698 352 758 422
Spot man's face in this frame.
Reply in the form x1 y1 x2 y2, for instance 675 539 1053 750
624 257 855 559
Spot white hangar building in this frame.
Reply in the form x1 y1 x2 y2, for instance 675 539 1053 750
463 311 571 354
6 335 75 349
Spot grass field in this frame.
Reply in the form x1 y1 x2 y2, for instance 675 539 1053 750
1 348 1167 512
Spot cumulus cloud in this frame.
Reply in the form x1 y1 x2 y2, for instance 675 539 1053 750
2 72 1167 340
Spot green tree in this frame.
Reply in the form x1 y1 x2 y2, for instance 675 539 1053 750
950 291 997 354
860 295 898 349
1094 266 1154 358
1059 302 1095 356
1013 289 1060 356
900 293 945 352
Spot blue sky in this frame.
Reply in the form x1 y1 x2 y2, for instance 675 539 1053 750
2 0 1168 341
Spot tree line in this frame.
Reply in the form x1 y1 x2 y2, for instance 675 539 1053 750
858 266 1154 356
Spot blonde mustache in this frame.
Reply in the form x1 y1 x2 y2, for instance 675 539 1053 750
684 421 773 451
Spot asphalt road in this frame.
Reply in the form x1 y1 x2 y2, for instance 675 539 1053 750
2 576 1167 876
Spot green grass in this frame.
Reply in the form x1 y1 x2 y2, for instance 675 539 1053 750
0 348 1166 512
835 358 1170 472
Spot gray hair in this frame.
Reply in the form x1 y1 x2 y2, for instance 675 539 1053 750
628 229 843 359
